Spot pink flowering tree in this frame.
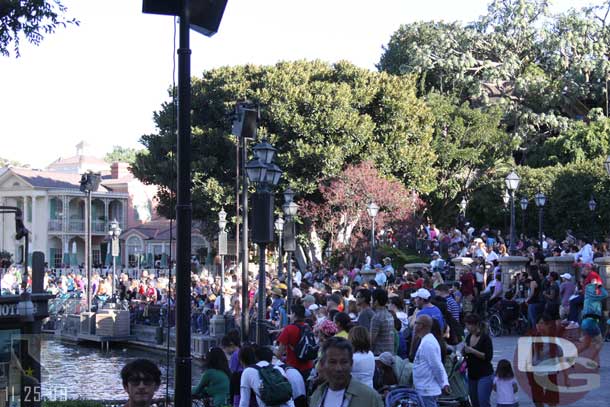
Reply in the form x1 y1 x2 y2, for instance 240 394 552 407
300 161 423 265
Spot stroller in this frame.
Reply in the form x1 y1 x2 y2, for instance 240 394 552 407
385 387 424 407
438 352 471 407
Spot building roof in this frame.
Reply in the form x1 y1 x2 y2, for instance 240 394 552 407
47 155 108 167
3 167 115 191
123 219 205 242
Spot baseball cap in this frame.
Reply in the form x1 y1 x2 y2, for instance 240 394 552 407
431 251 440 257
560 273 572 280
410 288 431 300
308 304 319 312
376 352 394 367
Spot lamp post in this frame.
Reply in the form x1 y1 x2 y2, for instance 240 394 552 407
246 139 282 344
80 171 101 312
275 216 285 280
589 196 597 241
218 208 228 314
520 197 528 238
325 245 332 260
505 171 521 255
502 190 510 237
534 190 546 248
366 202 380 263
282 188 298 316
108 219 121 301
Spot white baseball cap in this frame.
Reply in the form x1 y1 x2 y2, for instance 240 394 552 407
560 273 572 280
410 288 431 300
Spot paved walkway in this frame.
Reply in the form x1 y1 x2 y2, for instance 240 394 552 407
491 335 608 407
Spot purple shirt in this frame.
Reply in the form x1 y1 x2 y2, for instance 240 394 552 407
560 281 576 307
229 349 241 373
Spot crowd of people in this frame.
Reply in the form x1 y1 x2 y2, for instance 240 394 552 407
1 221 609 407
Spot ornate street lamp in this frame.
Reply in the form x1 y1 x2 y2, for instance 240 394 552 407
80 171 101 313
520 197 528 237
108 219 122 301
282 189 298 315
325 245 332 260
275 216 285 279
589 196 597 241
247 140 282 343
366 202 380 262
534 190 546 248
218 208 228 314
505 171 520 255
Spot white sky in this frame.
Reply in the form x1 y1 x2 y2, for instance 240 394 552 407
0 0 585 168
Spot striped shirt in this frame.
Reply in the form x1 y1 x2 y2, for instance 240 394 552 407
370 307 395 356
446 296 461 323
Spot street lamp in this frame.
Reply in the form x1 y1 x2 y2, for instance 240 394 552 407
366 202 380 262
218 208 228 314
282 188 298 315
459 197 467 214
520 197 528 237
80 171 101 312
108 219 121 301
505 171 520 255
246 139 282 344
589 196 597 241
275 216 285 279
325 245 332 260
534 190 546 248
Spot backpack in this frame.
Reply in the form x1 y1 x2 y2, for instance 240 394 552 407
252 364 293 406
293 323 319 361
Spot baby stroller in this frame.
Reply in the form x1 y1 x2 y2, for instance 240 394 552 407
385 386 425 407
438 352 471 407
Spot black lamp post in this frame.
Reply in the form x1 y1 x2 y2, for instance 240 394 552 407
505 171 521 255
520 197 528 238
282 188 298 315
589 196 597 241
218 208 228 314
366 202 380 262
246 139 282 344
80 171 101 313
275 216 284 280
534 190 546 248
108 219 121 301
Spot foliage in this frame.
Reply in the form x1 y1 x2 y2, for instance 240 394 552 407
132 61 436 239
0 0 79 57
104 145 138 164
0 156 27 167
423 92 516 224
378 0 610 166
376 245 428 270
299 161 421 265
466 160 610 240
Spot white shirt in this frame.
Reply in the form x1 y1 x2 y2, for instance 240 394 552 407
413 333 449 396
323 388 346 407
351 351 375 388
279 364 306 400
239 361 295 407
493 377 517 404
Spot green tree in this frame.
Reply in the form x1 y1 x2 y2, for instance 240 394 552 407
104 145 138 164
132 60 436 238
0 0 79 57
424 92 516 224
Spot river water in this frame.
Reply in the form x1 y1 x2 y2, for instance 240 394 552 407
40 339 205 401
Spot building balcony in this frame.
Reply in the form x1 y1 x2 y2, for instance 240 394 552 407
69 219 84 233
48 219 63 232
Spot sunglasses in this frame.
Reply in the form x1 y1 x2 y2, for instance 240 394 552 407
128 376 156 386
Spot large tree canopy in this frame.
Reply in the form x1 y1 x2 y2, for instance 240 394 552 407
131 60 436 239
0 0 78 57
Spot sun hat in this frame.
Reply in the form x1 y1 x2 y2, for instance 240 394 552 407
271 287 283 297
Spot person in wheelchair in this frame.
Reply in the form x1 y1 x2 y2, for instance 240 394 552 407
494 291 520 328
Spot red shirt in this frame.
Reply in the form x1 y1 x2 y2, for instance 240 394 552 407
584 270 602 286
415 278 424 289
277 322 314 372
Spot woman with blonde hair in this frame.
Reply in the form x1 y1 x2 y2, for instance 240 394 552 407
432 271 444 289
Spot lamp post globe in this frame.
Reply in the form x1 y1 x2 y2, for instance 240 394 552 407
505 171 520 192
252 139 277 164
502 190 510 207
245 158 267 186
589 197 597 212
459 197 467 213
520 197 528 211
534 190 546 248
283 187 295 204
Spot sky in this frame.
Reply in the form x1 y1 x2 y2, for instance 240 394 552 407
0 0 587 169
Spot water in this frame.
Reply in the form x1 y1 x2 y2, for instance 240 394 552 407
40 339 205 400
